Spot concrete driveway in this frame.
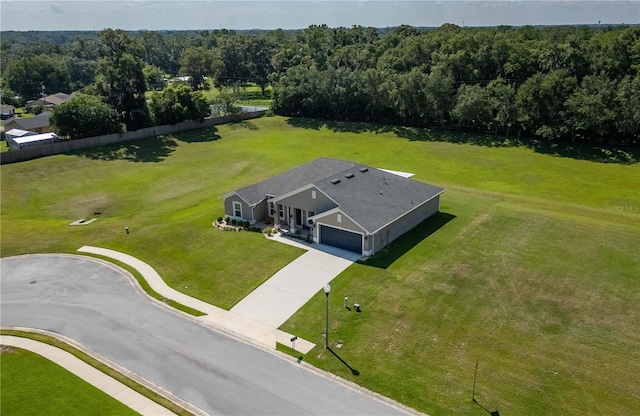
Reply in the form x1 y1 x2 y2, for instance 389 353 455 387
0 254 410 416
230 235 361 328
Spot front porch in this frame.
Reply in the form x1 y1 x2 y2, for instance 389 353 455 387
275 225 313 243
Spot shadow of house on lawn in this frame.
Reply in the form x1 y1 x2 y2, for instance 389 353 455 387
360 211 456 270
74 135 178 163
286 117 639 165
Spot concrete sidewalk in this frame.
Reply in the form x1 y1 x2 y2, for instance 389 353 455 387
0 335 177 416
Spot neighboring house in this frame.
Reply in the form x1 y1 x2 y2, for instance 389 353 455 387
223 157 445 256
2 111 52 134
25 92 73 110
1 104 15 120
7 132 59 151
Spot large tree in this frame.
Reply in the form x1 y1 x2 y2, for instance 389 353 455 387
487 77 517 135
4 54 71 99
516 70 577 140
563 75 616 141
94 29 152 131
451 84 493 129
49 94 123 139
149 84 210 125
179 46 222 90
614 74 640 142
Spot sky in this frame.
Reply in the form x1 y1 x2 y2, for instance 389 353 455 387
1 0 638 31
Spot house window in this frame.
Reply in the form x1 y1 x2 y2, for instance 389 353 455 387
337 214 342 223
233 201 242 218
269 202 275 216
278 204 284 219
311 190 317 199
308 211 315 225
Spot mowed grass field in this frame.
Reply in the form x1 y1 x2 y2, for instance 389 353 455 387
1 347 138 415
1 116 639 415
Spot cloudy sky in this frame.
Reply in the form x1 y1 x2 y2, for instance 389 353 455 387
1 1 638 31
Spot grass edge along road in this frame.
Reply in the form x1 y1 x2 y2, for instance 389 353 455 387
1 116 639 415
0 329 194 416
0 345 139 416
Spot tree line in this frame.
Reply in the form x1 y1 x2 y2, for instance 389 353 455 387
270 24 639 145
1 24 639 144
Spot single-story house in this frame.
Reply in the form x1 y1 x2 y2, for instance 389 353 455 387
223 157 445 256
25 92 73 110
1 104 15 120
2 111 52 135
7 132 59 151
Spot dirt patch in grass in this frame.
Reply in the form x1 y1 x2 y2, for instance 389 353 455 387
1 345 18 354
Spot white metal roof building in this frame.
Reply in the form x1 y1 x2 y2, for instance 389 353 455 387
8 132 59 151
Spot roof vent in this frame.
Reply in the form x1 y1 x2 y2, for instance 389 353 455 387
359 167 368 173
345 173 355 179
331 178 341 185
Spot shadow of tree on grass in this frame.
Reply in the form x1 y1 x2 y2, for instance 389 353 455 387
360 212 456 270
286 118 639 164
173 126 222 143
74 135 178 163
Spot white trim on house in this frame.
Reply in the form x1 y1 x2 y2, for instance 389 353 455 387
270 183 313 204
310 207 367 233
232 201 243 218
221 191 251 206
271 184 340 207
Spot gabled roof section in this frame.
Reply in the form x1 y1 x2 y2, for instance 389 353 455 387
234 157 355 206
27 92 73 107
314 161 445 233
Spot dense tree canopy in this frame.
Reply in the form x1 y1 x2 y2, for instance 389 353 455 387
1 24 639 144
49 94 123 139
149 84 210 124
94 29 152 131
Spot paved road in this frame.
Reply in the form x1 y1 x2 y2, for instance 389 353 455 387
0 255 408 416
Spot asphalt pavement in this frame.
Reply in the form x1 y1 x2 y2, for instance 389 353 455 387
0 254 411 416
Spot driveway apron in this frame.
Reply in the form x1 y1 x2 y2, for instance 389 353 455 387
229 247 355 327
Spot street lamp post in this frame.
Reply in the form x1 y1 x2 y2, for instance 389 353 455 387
324 283 331 349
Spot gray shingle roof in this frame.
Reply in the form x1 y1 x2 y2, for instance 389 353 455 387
235 158 355 205
232 157 445 233
4 111 51 130
315 161 444 232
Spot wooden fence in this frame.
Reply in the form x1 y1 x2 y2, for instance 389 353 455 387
1 110 265 165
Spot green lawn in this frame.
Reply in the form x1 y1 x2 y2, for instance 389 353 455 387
1 116 638 415
1 347 138 416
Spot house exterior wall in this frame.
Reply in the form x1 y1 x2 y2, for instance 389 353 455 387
224 196 252 222
372 196 440 252
313 210 365 242
252 199 268 223
315 211 365 233
275 187 337 216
